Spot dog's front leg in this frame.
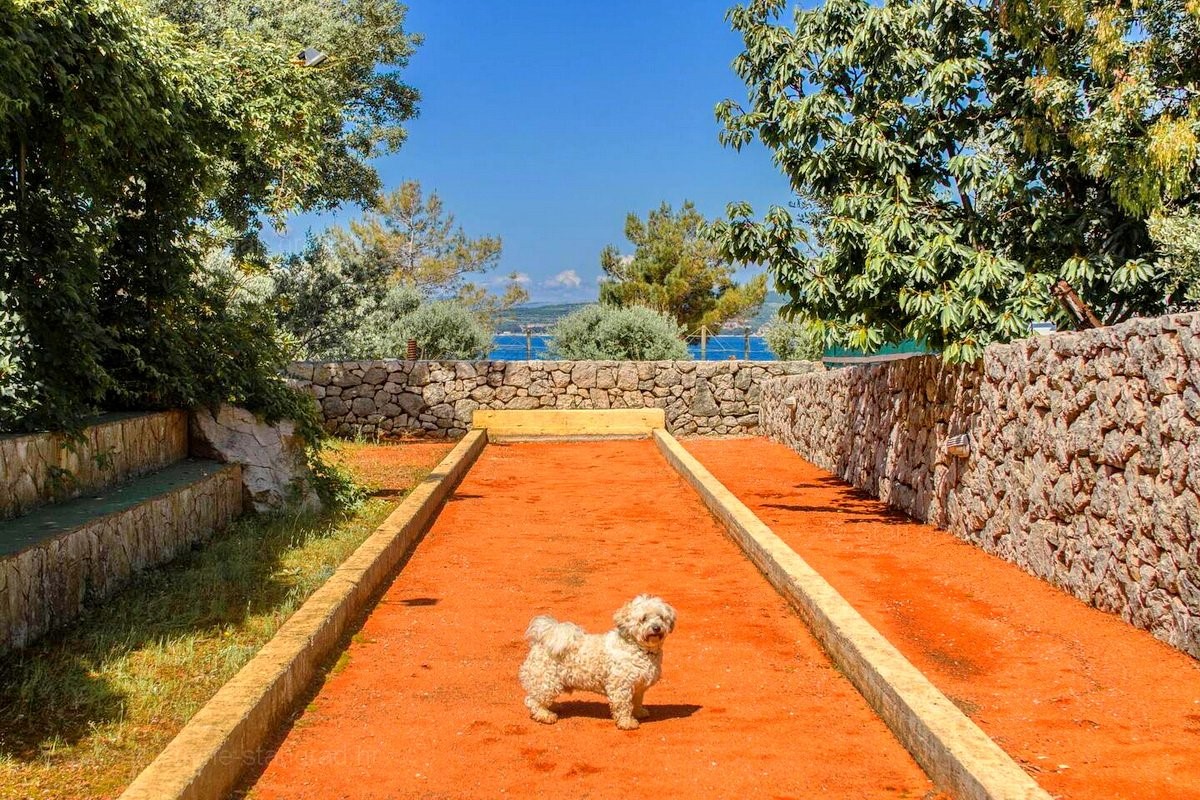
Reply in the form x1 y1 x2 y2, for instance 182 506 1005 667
632 687 650 720
607 684 639 730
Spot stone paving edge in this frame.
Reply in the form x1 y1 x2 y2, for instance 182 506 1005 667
654 429 1051 800
118 430 488 800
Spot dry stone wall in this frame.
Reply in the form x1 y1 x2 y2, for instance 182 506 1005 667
289 360 821 438
760 312 1200 657
0 411 188 521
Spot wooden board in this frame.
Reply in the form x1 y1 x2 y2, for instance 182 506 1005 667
471 409 665 439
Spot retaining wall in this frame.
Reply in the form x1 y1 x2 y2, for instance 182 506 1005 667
760 312 1200 657
288 360 822 438
0 411 188 520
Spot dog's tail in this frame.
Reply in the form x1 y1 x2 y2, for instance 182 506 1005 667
525 615 585 658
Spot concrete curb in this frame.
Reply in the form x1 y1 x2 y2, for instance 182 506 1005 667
653 430 1051 800
118 430 488 800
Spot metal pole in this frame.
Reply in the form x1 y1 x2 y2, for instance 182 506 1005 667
700 326 707 360
744 328 750 360
525 326 533 359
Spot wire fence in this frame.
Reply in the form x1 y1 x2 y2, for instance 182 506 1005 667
491 324 774 361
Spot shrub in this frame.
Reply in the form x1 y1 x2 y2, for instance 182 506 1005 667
548 305 689 360
763 318 824 361
328 287 490 360
1148 212 1200 306
398 301 492 360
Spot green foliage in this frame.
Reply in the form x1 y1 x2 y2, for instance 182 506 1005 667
1002 0 1200 219
762 318 824 361
548 305 689 361
323 180 526 329
149 0 422 222
306 450 367 510
340 182 502 293
269 234 393 360
0 0 418 435
714 0 1198 362
599 201 767 333
302 283 491 361
395 301 493 360
1148 212 1200 305
272 180 526 362
339 285 426 359
0 291 34 424
455 273 532 331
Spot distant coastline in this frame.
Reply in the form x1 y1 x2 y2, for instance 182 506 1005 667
498 293 789 335
490 333 776 361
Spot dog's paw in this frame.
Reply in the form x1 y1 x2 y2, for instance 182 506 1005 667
529 708 558 725
615 717 640 730
633 707 650 720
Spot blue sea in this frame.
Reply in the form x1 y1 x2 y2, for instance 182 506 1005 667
489 334 776 361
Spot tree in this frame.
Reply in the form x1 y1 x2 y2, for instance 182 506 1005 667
713 0 1200 362
339 181 502 293
548 305 689 361
311 285 490 361
0 0 418 433
599 201 766 334
1148 212 1200 305
270 181 525 360
324 285 423 360
149 0 422 232
454 273 532 330
996 0 1200 314
268 234 393 360
333 181 527 323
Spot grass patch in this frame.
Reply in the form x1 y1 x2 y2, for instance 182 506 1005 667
0 441 444 800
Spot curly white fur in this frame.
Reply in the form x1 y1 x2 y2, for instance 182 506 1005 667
518 595 677 730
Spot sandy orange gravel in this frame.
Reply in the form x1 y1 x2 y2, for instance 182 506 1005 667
249 440 942 799
685 437 1200 800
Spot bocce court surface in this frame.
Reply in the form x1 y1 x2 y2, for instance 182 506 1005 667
241 437 1200 800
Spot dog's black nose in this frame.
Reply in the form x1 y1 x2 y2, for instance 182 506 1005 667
650 624 662 634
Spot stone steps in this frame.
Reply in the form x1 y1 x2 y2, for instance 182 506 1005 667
1 410 189 521
0 412 248 652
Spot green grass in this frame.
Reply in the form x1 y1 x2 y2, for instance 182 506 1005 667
0 495 398 800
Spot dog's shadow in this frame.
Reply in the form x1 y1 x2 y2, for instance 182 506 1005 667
553 701 702 723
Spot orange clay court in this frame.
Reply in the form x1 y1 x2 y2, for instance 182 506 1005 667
250 440 942 799
686 437 1200 800
247 437 1200 799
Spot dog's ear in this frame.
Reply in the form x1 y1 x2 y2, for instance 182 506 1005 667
613 599 635 633
662 601 677 633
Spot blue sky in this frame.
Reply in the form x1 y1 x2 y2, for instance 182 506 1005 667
269 1 793 302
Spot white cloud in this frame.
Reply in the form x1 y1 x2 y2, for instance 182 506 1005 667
545 269 582 289
488 271 531 286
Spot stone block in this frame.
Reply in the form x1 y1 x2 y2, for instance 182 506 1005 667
191 405 319 513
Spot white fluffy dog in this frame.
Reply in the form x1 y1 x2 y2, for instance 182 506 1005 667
518 595 677 730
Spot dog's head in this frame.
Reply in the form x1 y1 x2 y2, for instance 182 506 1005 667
614 594 676 651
